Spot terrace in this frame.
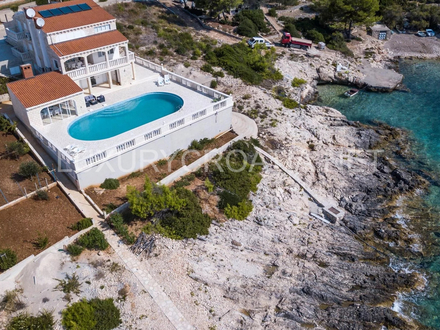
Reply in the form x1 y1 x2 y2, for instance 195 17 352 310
31 57 232 183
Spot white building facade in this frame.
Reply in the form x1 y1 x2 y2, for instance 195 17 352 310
4 0 135 93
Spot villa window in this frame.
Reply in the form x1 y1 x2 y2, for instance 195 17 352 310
41 100 77 126
98 52 105 58
94 24 110 33
108 49 114 55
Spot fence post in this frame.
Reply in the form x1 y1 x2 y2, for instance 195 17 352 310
24 187 27 198
15 180 25 196
45 178 49 188
0 188 8 204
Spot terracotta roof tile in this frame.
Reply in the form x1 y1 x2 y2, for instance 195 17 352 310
7 72 82 108
50 30 127 57
31 0 115 33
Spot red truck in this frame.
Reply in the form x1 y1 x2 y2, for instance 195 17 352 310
281 32 313 50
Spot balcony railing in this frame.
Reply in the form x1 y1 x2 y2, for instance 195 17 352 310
67 54 134 79
6 28 25 42
11 47 32 62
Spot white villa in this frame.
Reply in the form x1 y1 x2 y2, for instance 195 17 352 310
5 0 233 189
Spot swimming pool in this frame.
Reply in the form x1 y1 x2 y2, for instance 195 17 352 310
68 92 184 141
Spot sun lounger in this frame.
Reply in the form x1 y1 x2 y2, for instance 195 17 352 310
157 76 164 87
164 74 170 85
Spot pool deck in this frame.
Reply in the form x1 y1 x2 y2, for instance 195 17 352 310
36 63 215 163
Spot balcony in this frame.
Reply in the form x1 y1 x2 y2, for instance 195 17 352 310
5 28 26 43
11 47 32 62
66 52 135 80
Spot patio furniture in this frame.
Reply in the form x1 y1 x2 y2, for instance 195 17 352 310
157 76 164 87
164 74 170 85
97 95 105 103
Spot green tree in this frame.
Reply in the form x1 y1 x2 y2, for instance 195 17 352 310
0 248 17 271
127 178 186 218
18 161 41 179
195 0 243 19
381 4 405 28
313 0 380 39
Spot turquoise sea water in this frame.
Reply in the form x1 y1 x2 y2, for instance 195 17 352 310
316 61 440 328
69 92 184 141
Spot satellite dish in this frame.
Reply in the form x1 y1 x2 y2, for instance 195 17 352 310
35 17 45 29
25 8 36 19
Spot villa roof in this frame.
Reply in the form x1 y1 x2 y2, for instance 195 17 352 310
50 30 127 57
32 0 115 33
7 72 82 108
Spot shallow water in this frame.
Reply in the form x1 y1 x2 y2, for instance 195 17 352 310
316 60 440 328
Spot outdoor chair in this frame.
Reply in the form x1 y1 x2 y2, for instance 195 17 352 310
164 74 170 85
157 76 164 87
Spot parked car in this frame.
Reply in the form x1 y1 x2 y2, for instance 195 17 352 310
247 37 273 49
426 29 436 37
416 31 427 37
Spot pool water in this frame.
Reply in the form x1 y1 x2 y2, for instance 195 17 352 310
68 92 184 141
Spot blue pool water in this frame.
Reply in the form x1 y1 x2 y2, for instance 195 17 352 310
69 92 184 141
316 60 440 328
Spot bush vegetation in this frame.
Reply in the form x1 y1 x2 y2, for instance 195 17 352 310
291 77 307 88
100 178 120 190
71 218 93 231
0 248 17 271
6 310 55 330
234 9 270 37
54 273 82 302
0 116 17 134
18 161 41 179
34 232 49 249
210 141 262 220
76 228 109 251
6 141 30 159
62 298 121 330
189 137 214 150
107 213 136 244
210 80 218 89
0 289 26 313
128 178 211 239
268 8 277 17
66 244 84 257
0 76 10 94
34 189 49 201
205 42 282 85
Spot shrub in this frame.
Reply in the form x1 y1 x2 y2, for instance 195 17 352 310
62 299 96 330
66 244 85 257
306 29 325 43
201 63 214 73
34 232 49 249
284 23 302 38
189 138 213 150
76 228 109 251
54 273 82 302
6 310 55 330
224 199 253 220
210 80 218 89
159 188 212 239
268 8 277 17
218 190 241 209
174 174 195 188
236 17 259 37
18 161 41 178
6 141 29 159
0 116 16 134
205 42 282 85
34 190 49 201
0 248 17 271
0 289 26 313
291 77 307 88
213 70 224 78
282 97 299 109
234 9 269 34
100 178 120 190
184 61 190 68
204 178 214 193
62 298 121 330
72 218 93 231
108 213 136 245
327 32 354 57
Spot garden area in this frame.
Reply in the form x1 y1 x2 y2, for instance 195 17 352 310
0 117 53 207
103 140 263 244
85 131 237 211
0 185 84 267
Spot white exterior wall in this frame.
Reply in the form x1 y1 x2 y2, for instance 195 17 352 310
8 91 87 130
117 64 134 86
47 21 116 44
75 106 232 188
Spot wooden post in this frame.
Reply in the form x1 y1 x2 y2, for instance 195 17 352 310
45 178 49 188
24 187 27 198
35 182 38 191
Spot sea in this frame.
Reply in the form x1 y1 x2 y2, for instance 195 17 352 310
315 60 440 328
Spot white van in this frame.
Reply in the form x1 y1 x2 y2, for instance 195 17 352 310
247 37 273 49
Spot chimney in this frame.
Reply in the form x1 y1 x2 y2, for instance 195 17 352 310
20 64 34 79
